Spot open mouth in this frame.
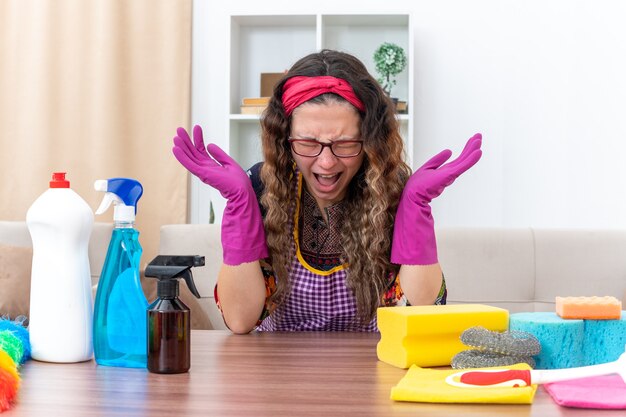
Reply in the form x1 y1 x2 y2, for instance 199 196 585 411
314 173 341 187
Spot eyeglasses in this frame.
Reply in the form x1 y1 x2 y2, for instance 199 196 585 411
288 138 364 158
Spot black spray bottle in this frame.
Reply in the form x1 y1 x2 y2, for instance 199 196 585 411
144 255 204 374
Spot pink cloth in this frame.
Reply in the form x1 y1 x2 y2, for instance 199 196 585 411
544 375 626 409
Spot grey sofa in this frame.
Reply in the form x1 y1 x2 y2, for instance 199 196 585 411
158 225 626 329
3 221 625 330
437 228 626 311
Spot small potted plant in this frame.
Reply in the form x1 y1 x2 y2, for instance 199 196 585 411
373 42 407 99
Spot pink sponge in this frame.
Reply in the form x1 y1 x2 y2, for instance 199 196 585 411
556 296 622 320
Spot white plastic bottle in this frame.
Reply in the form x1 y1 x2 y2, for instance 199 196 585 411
26 172 94 362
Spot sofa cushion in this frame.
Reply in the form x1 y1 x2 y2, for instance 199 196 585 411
0 244 32 319
534 229 626 305
156 224 223 329
0 220 113 287
438 228 536 313
89 222 115 287
0 220 32 247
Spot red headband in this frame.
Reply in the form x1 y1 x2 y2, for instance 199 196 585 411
281 76 365 116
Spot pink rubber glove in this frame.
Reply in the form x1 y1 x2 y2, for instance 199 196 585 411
391 133 483 265
172 125 268 265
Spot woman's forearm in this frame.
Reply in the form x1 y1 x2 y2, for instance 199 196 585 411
398 263 443 305
216 262 266 334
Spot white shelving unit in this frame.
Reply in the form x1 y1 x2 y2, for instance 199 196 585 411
192 11 413 223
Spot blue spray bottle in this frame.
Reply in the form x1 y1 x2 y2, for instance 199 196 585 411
92 178 148 368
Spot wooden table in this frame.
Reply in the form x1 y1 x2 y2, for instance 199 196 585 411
6 331 606 416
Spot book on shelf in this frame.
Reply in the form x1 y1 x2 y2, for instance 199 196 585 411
242 97 270 106
261 72 285 97
240 105 267 115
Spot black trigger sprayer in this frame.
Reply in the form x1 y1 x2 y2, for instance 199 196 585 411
144 255 204 374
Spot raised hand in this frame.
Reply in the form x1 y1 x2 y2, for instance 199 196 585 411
172 125 251 202
172 125 268 265
391 133 483 265
404 133 482 205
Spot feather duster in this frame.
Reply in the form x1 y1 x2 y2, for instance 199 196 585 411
0 318 30 412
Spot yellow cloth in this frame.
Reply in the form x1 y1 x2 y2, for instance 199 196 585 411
391 363 537 404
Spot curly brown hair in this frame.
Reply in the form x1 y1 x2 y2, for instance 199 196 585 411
260 49 411 323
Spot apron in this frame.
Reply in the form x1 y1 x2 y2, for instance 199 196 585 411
257 172 378 332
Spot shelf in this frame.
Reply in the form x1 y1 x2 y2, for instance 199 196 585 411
322 15 410 103
229 113 409 121
228 13 412 174
230 15 316 115
192 11 413 224
232 15 316 27
322 14 409 27
229 114 264 122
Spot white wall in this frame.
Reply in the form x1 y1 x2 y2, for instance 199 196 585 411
412 0 626 229
193 0 626 229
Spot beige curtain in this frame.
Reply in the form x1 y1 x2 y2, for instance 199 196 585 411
0 0 191 268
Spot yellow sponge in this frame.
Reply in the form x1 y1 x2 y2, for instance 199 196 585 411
377 304 509 368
